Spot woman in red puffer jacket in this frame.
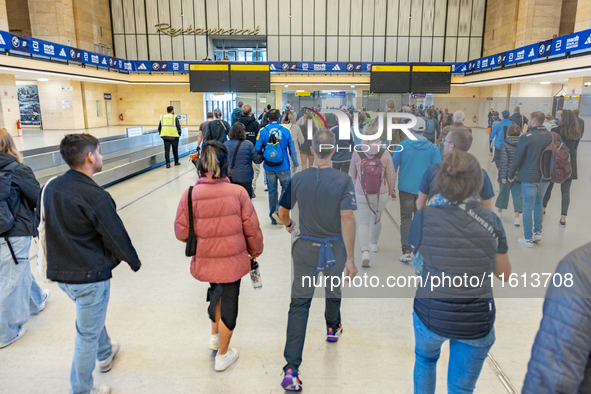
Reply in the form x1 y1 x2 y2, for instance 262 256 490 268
175 140 264 372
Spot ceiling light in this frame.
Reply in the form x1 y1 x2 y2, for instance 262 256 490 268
37 78 49 81
284 84 288 87
540 81 551 84
351 84 355 88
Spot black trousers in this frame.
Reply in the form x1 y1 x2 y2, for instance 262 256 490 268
332 161 351 174
163 138 180 164
232 180 254 198
284 238 346 372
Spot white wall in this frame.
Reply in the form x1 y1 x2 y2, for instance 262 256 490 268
112 0 486 62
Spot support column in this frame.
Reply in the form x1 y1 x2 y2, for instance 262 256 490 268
0 75 21 135
28 0 77 46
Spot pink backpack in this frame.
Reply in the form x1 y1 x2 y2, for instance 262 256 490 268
359 150 386 223
540 131 571 183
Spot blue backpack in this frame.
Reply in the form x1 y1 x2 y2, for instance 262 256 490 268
423 117 436 138
264 127 284 167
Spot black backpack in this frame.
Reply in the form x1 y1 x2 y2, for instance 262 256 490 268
0 161 19 235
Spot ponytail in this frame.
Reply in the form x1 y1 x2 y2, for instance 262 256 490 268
198 140 229 179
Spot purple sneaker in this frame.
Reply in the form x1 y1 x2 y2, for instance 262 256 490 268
326 324 343 342
281 369 302 391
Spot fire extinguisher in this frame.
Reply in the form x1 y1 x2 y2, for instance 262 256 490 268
473 116 477 123
16 120 21 136
119 113 124 121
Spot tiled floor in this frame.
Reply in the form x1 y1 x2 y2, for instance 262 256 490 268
1 128 589 393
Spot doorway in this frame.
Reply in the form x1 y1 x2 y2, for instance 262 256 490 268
170 101 181 115
105 101 111 126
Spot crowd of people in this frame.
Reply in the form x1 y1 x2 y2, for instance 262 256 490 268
0 96 589 394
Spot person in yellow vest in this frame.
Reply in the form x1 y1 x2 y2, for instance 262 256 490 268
158 106 183 168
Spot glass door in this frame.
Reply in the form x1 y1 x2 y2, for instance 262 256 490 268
245 51 256 61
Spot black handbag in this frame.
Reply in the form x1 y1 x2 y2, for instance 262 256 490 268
185 186 197 256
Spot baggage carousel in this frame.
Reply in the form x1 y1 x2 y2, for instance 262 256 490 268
23 128 199 187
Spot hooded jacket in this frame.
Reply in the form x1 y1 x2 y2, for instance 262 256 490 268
499 135 520 182
509 112 528 129
224 139 264 183
0 152 40 237
522 241 591 394
489 118 514 149
392 134 442 194
238 113 260 145
231 107 242 125
174 173 264 283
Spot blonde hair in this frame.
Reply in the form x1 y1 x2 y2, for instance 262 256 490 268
197 140 229 179
282 110 294 124
0 128 22 162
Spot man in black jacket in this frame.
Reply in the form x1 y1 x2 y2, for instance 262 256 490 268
42 134 141 394
508 111 560 248
509 105 528 130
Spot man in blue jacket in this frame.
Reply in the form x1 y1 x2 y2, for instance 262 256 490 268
255 109 299 225
509 105 528 130
231 101 243 125
392 117 442 263
489 110 514 169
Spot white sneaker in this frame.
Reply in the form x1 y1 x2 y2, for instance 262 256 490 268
370 243 378 253
361 251 370 267
90 385 111 394
518 238 533 248
399 253 411 264
36 289 51 313
514 218 520 227
496 211 502 218
0 327 25 349
534 232 542 243
208 334 219 351
99 340 120 373
215 347 239 372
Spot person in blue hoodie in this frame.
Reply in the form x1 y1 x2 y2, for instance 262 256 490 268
392 117 442 263
231 101 243 125
489 110 514 169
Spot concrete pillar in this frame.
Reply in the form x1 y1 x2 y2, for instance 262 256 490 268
0 0 9 31
575 0 591 32
0 75 20 135
28 0 77 46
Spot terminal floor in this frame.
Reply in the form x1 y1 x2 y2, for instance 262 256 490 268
2 129 590 393
13 125 199 151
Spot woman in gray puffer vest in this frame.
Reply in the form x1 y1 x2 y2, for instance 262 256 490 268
408 151 511 394
224 123 263 198
495 124 523 227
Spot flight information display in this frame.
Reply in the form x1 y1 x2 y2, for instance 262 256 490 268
230 64 270 92
410 65 452 94
370 65 411 93
189 64 230 92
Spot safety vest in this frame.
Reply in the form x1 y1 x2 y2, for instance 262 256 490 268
160 114 179 137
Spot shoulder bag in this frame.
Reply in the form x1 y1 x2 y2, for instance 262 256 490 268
185 186 197 256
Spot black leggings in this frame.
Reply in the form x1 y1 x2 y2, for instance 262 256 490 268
542 179 573 216
207 279 241 331
232 180 253 198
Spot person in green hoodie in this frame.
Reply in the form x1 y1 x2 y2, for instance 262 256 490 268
392 117 442 263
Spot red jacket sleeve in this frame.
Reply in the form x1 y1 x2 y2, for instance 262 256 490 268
174 189 190 243
240 190 264 258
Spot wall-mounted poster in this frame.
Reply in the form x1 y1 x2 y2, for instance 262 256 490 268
17 85 42 126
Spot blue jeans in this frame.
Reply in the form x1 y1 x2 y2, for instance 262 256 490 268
521 182 550 241
0 236 45 344
58 280 113 394
413 312 495 394
266 169 291 222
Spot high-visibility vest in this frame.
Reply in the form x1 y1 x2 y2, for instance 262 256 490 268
160 114 179 137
